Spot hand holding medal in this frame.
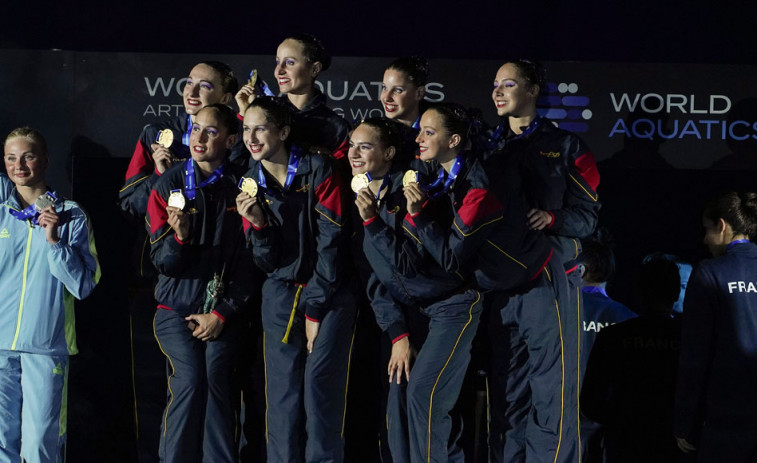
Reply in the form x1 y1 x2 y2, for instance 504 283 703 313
152 129 177 174
167 189 190 241
236 177 267 228
403 171 426 216
35 193 60 244
350 173 371 194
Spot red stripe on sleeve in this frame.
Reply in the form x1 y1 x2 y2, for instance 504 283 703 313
242 217 252 233
314 174 344 218
332 139 349 160
392 333 409 344
457 188 503 228
147 190 169 235
404 213 416 228
125 140 154 180
574 152 600 191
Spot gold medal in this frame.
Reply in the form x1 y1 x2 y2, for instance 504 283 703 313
167 190 186 210
248 69 258 87
157 129 174 149
351 174 370 193
239 177 258 197
402 170 418 188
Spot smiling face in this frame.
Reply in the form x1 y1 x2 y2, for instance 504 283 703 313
274 39 319 96
182 63 232 115
415 109 459 163
4 137 47 189
348 124 395 177
380 68 424 124
491 63 538 118
189 107 235 167
242 106 290 163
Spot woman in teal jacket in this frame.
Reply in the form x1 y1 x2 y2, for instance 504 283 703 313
0 127 100 463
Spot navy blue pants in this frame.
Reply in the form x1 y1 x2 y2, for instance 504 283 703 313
556 269 583 463
487 260 571 463
262 278 356 463
398 289 482 463
153 308 238 463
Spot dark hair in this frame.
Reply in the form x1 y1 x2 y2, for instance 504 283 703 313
198 103 239 135
425 102 477 146
246 96 294 129
284 33 331 72
580 228 616 283
501 59 546 95
198 61 239 95
353 117 402 151
635 257 681 313
703 191 757 237
386 56 429 87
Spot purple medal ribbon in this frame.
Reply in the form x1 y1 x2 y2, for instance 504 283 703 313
258 146 303 196
9 192 57 225
425 154 465 198
184 158 225 201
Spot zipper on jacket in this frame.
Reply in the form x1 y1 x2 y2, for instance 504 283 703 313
11 223 33 350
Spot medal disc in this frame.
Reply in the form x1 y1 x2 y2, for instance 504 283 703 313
157 129 174 149
239 177 258 197
168 190 186 210
351 174 370 193
402 170 418 188
248 69 258 87
34 193 55 211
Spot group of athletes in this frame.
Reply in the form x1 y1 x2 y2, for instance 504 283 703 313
115 32 599 463
3 31 757 463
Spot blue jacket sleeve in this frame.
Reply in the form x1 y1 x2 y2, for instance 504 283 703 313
248 218 282 274
363 214 425 277
47 204 101 300
0 173 11 202
412 188 504 276
300 161 348 321
674 264 716 441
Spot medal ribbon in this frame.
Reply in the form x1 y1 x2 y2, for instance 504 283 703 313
9 192 57 225
182 115 192 147
728 238 751 249
258 146 302 195
426 153 465 198
364 172 390 201
412 117 420 130
511 115 543 140
184 158 225 201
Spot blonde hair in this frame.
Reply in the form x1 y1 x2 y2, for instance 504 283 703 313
5 127 48 155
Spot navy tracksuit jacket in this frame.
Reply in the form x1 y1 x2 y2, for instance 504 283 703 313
484 116 600 463
147 158 254 463
675 242 757 462
243 150 356 463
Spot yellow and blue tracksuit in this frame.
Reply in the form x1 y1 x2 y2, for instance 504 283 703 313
0 189 100 463
243 151 356 463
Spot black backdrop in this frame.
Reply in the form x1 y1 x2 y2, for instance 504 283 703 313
3 2 757 460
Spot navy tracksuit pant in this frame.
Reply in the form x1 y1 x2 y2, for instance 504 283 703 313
261 278 356 463
487 260 572 463
153 308 238 463
395 289 483 463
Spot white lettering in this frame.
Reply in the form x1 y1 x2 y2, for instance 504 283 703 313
424 83 445 102
667 94 687 113
689 94 707 114
144 77 175 97
350 107 384 120
327 81 349 101
143 105 157 116
610 93 640 112
349 82 372 101
711 95 731 114
729 281 738 293
739 281 747 292
640 93 665 113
